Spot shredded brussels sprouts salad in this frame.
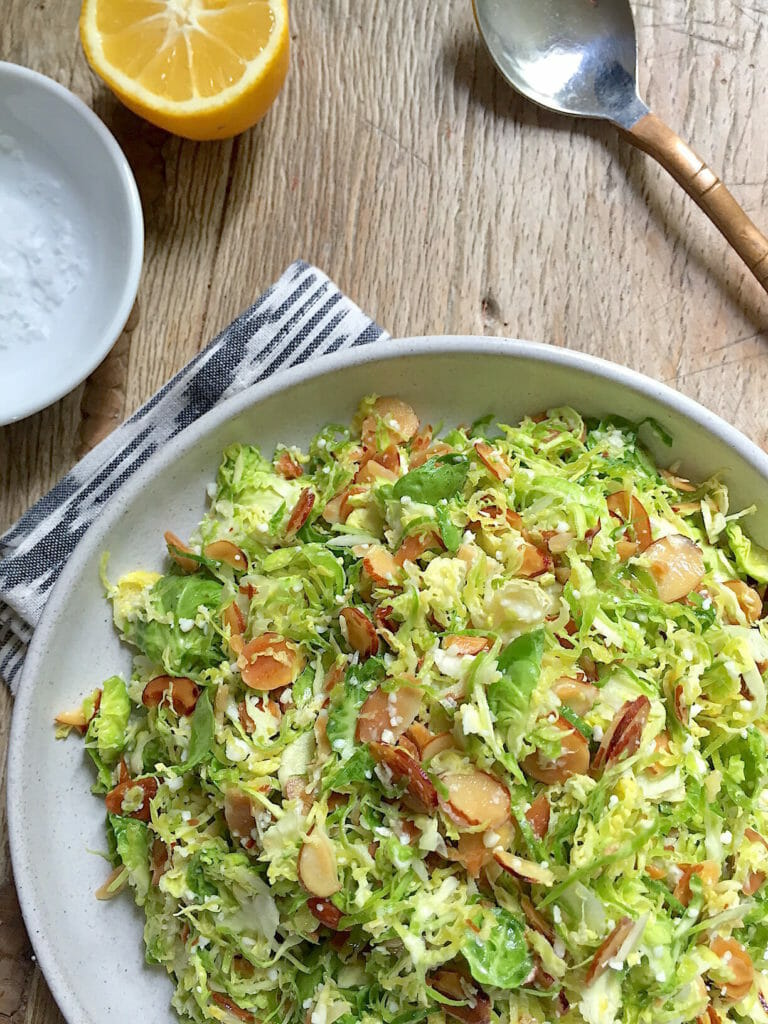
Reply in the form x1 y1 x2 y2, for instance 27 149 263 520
57 397 768 1024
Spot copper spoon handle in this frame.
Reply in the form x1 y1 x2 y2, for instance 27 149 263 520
622 112 768 293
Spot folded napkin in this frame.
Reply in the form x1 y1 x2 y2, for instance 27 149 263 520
0 261 387 693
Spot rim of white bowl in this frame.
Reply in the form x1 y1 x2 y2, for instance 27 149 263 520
0 61 144 425
9 336 768 1024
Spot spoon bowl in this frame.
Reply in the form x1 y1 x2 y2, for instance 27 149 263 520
472 0 768 293
473 0 646 127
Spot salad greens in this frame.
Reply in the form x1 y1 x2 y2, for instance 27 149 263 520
59 396 768 1024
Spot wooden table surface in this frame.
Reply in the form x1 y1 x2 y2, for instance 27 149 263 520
2 0 768 1019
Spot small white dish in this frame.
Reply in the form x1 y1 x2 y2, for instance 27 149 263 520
0 62 143 425
7 338 768 1024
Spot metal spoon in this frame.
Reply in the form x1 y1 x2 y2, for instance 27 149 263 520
472 0 768 294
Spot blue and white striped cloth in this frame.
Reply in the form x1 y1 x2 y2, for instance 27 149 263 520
0 261 387 692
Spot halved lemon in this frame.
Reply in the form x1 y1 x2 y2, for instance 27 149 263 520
80 0 289 141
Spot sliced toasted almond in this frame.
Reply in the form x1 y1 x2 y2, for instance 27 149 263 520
452 832 490 878
224 789 256 840
355 459 399 484
142 675 200 715
307 896 343 929
164 530 198 573
723 579 763 624
606 492 652 559
369 742 438 811
210 992 255 1024
586 917 635 985
746 826 768 851
522 717 590 784
203 539 248 572
474 440 511 481
222 601 247 638
406 722 433 753
519 542 552 578
661 468 697 492
151 838 170 886
340 607 379 659
592 696 651 774
275 451 303 479
298 828 340 898
520 894 555 943
362 547 400 586
285 488 316 535
395 530 444 567
240 633 303 690
428 971 490 1024
54 707 89 733
409 425 433 466
364 443 401 474
646 535 705 603
744 870 766 896
422 732 455 761
373 604 398 640
547 531 575 555
525 793 551 839
94 865 128 901
356 684 422 743
105 776 158 822
673 861 719 907
362 397 420 448
709 936 754 1002
440 771 510 829
443 635 492 656
238 700 256 735
552 677 599 717
673 683 689 726
493 849 554 886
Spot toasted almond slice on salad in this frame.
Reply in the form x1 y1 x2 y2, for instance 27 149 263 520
744 870 766 895
592 696 651 774
340 607 379 659
105 776 158 822
285 487 315 535
645 534 704 602
525 792 551 839
203 539 248 571
493 850 554 886
55 690 101 734
361 397 420 448
397 734 421 760
672 861 719 907
307 896 344 929
164 530 198 573
362 547 400 586
369 742 439 811
522 717 590 784
405 721 433 752
356 459 399 484
275 451 303 479
443 635 492 656
552 677 599 716
356 685 422 743
520 894 556 943
222 601 246 637
709 937 754 1002
240 633 303 690
224 789 256 840
298 828 340 898
585 916 635 985
210 992 255 1024
428 971 491 1024
518 542 552 578
606 491 652 559
142 675 200 715
661 468 696 492
723 579 763 623
474 440 511 480
422 732 455 761
395 530 444 567
440 771 510 829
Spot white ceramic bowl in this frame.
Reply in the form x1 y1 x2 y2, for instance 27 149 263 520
8 339 768 1024
0 62 143 425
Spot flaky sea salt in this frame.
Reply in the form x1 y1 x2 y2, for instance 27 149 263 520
0 132 85 350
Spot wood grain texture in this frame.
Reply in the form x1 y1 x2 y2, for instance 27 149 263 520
1 0 767 1019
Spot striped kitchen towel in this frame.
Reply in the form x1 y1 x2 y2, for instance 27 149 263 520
0 261 387 692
